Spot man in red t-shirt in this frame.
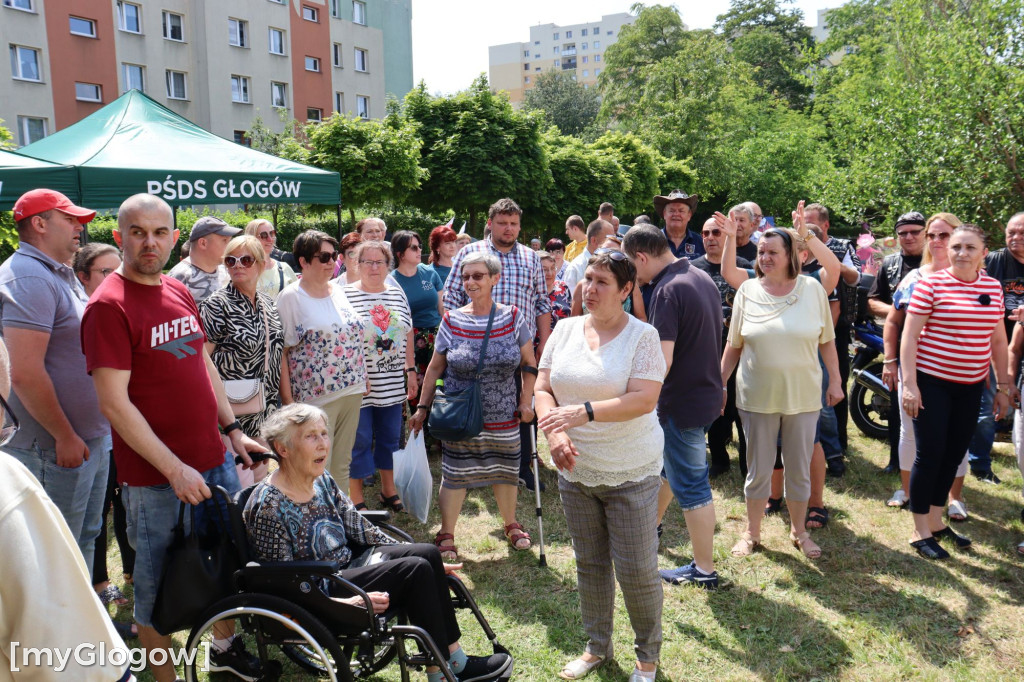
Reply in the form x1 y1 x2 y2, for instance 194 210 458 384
81 193 261 682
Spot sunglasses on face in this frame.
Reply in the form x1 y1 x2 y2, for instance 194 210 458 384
926 232 952 241
0 392 20 447
461 272 489 282
702 228 722 238
897 228 924 238
224 255 256 268
257 230 276 239
312 251 338 263
593 248 628 261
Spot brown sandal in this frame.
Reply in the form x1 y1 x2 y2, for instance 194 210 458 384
791 531 822 559
504 522 531 550
434 532 458 561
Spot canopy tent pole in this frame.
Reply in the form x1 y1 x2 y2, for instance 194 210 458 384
337 204 343 242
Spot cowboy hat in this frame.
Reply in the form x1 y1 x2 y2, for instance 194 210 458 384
653 189 698 215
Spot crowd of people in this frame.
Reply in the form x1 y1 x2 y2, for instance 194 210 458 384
1 184 1023 682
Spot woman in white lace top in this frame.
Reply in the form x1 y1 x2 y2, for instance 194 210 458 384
536 252 666 682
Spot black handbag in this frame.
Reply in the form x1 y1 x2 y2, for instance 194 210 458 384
428 303 496 442
151 494 241 635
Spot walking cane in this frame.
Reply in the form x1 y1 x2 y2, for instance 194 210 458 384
530 421 547 568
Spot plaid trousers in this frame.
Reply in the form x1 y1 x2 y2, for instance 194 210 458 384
558 474 662 663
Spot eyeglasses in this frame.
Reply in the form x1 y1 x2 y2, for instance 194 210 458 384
897 228 924 238
312 251 338 263
257 230 275 239
593 248 628 261
926 232 952 241
461 272 489 282
702 228 722 237
90 267 116 276
0 392 20 447
224 255 256 268
359 259 387 268
407 244 422 251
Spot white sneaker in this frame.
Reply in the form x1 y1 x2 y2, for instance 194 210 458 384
887 489 908 507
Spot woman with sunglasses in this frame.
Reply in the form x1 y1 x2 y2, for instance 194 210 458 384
882 213 972 517
721 217 843 560
343 240 415 512
391 230 445 416
276 230 368 492
245 219 297 300
900 224 1010 559
409 251 538 560
200 235 285 486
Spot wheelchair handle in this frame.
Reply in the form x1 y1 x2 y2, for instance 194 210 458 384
234 451 276 465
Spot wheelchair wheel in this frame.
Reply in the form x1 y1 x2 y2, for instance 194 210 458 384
183 592 346 682
283 624 397 677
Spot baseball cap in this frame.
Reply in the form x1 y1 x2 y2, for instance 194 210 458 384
189 216 242 242
13 189 96 224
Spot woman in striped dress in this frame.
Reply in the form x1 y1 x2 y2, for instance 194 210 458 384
901 224 1011 559
343 241 415 511
409 251 538 560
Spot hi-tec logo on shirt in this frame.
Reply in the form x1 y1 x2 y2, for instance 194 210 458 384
151 315 203 358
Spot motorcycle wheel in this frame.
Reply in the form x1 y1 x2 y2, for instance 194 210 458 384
850 363 890 440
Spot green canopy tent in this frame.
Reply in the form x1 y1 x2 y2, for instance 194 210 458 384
0 149 80 210
17 90 340 209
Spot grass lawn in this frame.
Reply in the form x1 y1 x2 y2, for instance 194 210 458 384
104 430 1024 681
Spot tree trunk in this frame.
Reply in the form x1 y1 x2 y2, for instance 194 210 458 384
349 206 356 228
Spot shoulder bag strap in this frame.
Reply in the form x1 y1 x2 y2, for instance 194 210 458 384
260 298 271 376
277 262 284 291
474 303 497 380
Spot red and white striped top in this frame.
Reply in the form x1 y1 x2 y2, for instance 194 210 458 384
906 269 1003 383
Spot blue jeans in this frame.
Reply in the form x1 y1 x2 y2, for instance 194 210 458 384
967 367 996 473
817 358 843 459
661 417 713 511
7 436 109 579
351 403 403 479
123 450 240 627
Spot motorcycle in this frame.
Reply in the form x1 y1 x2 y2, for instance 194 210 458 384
849 274 891 440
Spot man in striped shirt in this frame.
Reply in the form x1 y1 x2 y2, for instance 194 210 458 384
443 198 552 490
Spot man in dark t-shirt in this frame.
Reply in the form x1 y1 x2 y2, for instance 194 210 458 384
82 193 262 682
867 212 926 317
691 217 751 479
624 224 723 590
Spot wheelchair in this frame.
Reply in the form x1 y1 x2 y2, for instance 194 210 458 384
180 485 513 681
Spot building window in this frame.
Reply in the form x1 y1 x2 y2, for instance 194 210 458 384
593 26 600 34
582 28 588 37
582 42 588 50
122 63 144 93
594 40 601 49
535 67 540 72
307 107 322 122
582 70 588 77
268 27 285 55
565 30 572 38
553 46 559 55
271 81 287 108
75 82 102 102
594 54 601 62
553 59 560 67
595 68 601 76
9 45 40 81
330 0 341 18
356 94 369 119
302 5 318 22
305 56 320 72
523 63 529 71
553 32 559 40
17 116 46 145
534 53 539 59
229 19 248 47
582 56 588 64
268 0 285 4
233 130 250 146
524 76 530 84
165 70 187 99
230 75 250 103
607 30 612 35
335 91 344 112
3 0 33 11
117 2 141 33
523 49 529 58
333 43 343 67
354 47 368 72
534 40 539 45
69 16 97 38
162 11 183 41
353 0 366 25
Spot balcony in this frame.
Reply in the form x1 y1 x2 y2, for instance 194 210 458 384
561 58 577 70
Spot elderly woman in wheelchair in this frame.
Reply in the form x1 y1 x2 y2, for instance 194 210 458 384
239 403 512 682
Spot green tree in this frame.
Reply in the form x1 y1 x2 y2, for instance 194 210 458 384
590 131 661 216
403 76 551 233
522 70 602 137
307 112 427 224
533 128 626 231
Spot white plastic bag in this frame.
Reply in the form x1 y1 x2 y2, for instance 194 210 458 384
393 430 433 524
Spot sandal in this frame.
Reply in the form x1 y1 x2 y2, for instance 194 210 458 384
764 497 784 516
434 532 458 562
378 493 405 513
1016 540 1024 556
790 531 822 559
731 531 761 557
887 489 909 508
559 655 608 680
504 522 531 550
97 584 129 606
947 499 968 522
932 526 972 548
806 506 829 529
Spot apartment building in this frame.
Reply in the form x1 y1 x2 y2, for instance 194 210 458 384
1 0 413 147
488 13 636 106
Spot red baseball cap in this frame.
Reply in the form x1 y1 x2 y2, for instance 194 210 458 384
13 189 96 224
